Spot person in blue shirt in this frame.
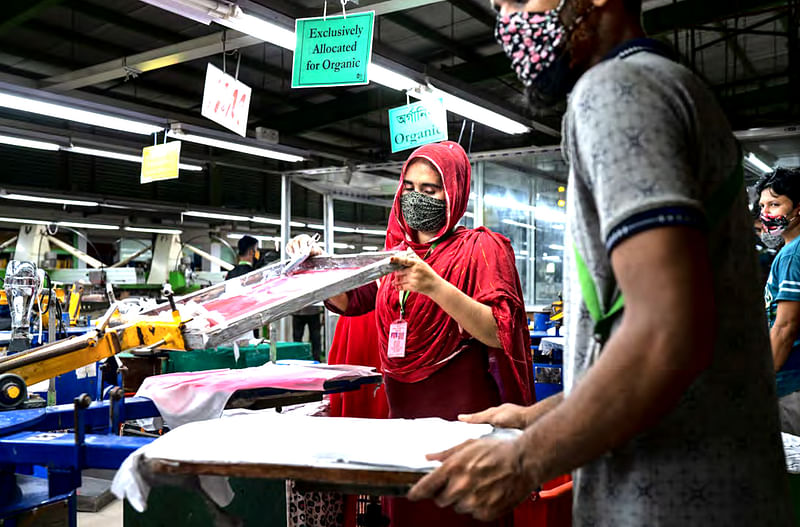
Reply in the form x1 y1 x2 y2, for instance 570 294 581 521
758 167 800 433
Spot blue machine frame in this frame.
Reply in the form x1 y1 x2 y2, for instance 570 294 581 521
0 395 159 525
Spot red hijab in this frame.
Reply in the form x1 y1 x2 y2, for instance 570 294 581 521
376 141 533 406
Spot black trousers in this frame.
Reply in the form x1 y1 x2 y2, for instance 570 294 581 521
293 313 322 361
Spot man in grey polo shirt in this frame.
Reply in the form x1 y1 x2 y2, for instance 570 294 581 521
409 0 792 524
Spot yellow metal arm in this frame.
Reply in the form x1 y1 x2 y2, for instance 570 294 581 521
0 316 186 387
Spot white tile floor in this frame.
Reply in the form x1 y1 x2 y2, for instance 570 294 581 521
77 499 124 526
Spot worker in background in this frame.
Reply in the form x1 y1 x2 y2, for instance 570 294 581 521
289 141 533 527
225 235 260 280
292 304 323 362
408 0 792 525
758 167 800 434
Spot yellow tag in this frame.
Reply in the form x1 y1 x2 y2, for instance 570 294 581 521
141 141 181 184
7 385 20 399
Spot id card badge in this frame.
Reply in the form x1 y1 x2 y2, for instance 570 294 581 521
388 319 408 358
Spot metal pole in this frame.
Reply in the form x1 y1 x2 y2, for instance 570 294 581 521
323 193 335 255
474 161 485 228
279 174 292 341
323 193 336 359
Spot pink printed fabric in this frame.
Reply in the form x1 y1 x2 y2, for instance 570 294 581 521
136 363 378 428
201 268 358 326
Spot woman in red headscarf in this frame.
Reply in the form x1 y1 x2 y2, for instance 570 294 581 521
291 141 533 526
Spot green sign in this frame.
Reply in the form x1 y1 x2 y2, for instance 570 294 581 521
292 12 374 88
388 98 448 153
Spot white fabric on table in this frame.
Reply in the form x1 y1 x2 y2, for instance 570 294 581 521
112 412 498 512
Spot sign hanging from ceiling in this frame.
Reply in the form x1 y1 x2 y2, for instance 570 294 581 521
388 98 448 153
141 141 181 184
292 12 375 88
201 63 252 137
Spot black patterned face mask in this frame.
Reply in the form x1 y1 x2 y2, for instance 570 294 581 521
495 5 567 89
495 0 591 108
401 191 447 233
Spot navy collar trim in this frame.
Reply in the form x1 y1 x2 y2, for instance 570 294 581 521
603 37 677 63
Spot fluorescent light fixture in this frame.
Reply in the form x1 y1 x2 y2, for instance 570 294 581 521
125 226 183 235
332 242 356 249
543 255 561 262
227 233 280 242
0 134 60 151
362 245 380 251
548 244 564 251
520 250 529 255
0 217 49 225
57 221 119 231
65 146 203 171
308 225 386 235
217 11 296 51
250 216 281 225
0 92 162 136
167 130 305 162
502 218 535 230
250 216 306 228
184 210 251 222
552 224 565 230
1 193 98 207
139 0 238 24
746 152 772 173
355 228 387 236
463 212 475 218
411 86 530 135
369 63 418 92
0 217 117 230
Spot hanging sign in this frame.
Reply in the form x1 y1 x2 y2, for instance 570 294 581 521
388 98 448 153
201 63 252 137
141 141 181 184
292 12 375 88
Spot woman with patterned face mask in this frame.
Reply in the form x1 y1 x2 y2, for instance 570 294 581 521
757 167 800 433
289 141 533 527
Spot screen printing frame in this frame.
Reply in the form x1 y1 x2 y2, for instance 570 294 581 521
136 251 402 350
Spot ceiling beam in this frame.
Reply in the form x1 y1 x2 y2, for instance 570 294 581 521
42 31 263 92
440 52 512 82
643 0 789 34
446 0 496 28
65 0 185 44
267 89 406 134
0 0 64 35
352 0 446 16
385 12 482 62
712 22 759 79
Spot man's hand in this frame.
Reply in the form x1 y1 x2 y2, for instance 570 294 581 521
458 396 563 430
408 438 535 522
391 252 443 296
458 403 530 429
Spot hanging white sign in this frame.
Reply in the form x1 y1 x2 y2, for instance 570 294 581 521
201 63 252 137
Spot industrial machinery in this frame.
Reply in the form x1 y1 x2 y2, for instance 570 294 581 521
0 253 399 410
3 260 44 354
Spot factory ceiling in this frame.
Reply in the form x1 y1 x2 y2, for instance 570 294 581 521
0 0 796 224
